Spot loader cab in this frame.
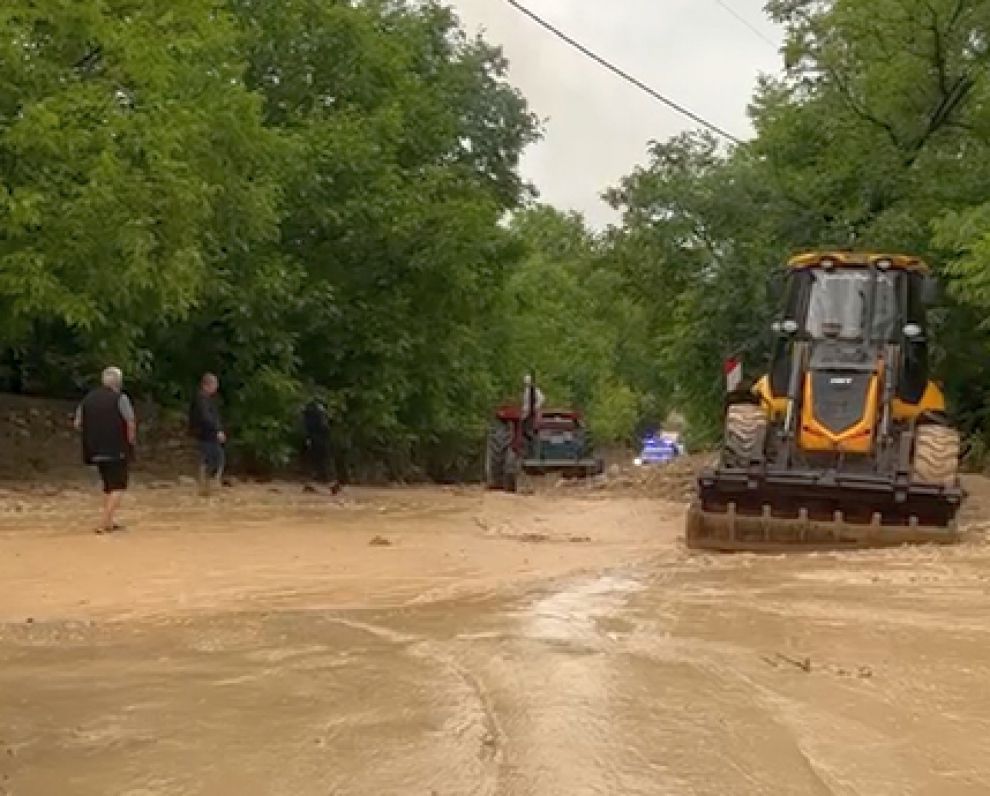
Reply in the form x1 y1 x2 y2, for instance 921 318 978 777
761 252 945 457
769 254 933 403
783 259 931 342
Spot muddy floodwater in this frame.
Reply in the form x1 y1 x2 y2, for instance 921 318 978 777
2 481 990 794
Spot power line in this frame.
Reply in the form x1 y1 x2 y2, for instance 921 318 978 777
712 0 778 48
504 0 743 145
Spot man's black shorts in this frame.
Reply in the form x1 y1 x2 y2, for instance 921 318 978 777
97 460 129 493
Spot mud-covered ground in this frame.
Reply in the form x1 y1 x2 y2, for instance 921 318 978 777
2 474 990 795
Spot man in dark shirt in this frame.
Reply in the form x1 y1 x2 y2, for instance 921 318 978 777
302 396 335 487
75 366 137 533
188 372 226 496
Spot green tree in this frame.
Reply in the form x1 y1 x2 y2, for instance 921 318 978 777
491 205 658 444
228 0 540 472
1 0 542 474
606 134 784 441
0 0 282 394
607 0 990 445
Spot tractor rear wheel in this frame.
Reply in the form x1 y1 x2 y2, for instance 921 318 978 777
912 424 960 487
485 421 512 490
721 403 767 469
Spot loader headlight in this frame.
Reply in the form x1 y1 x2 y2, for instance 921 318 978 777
782 319 799 334
876 258 892 270
633 457 643 467
903 323 922 339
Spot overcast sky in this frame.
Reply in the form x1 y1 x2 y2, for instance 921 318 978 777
448 1 785 227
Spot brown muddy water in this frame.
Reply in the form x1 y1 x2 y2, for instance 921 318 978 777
2 482 990 795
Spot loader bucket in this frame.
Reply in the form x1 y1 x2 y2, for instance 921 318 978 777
686 466 963 552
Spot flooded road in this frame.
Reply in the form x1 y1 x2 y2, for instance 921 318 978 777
2 482 990 794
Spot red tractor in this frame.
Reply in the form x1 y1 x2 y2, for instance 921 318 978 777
485 404 604 492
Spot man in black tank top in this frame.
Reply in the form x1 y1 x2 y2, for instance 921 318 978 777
75 366 137 533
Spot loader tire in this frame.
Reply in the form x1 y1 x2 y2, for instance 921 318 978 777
485 422 512 490
912 424 960 487
721 403 767 469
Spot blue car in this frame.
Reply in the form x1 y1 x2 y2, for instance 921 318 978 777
634 432 684 466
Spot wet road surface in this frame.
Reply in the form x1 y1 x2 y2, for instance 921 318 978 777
5 545 990 794
3 483 990 794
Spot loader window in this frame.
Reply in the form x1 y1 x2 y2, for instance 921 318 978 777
805 270 899 341
872 273 899 339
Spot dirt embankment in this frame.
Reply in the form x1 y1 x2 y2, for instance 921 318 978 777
0 393 194 482
1 391 716 490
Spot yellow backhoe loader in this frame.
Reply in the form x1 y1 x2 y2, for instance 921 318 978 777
687 251 963 551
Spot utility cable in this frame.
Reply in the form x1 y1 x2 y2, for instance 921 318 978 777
712 0 779 48
505 0 744 145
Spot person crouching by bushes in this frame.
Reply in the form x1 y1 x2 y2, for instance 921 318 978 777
188 372 226 496
75 366 137 533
